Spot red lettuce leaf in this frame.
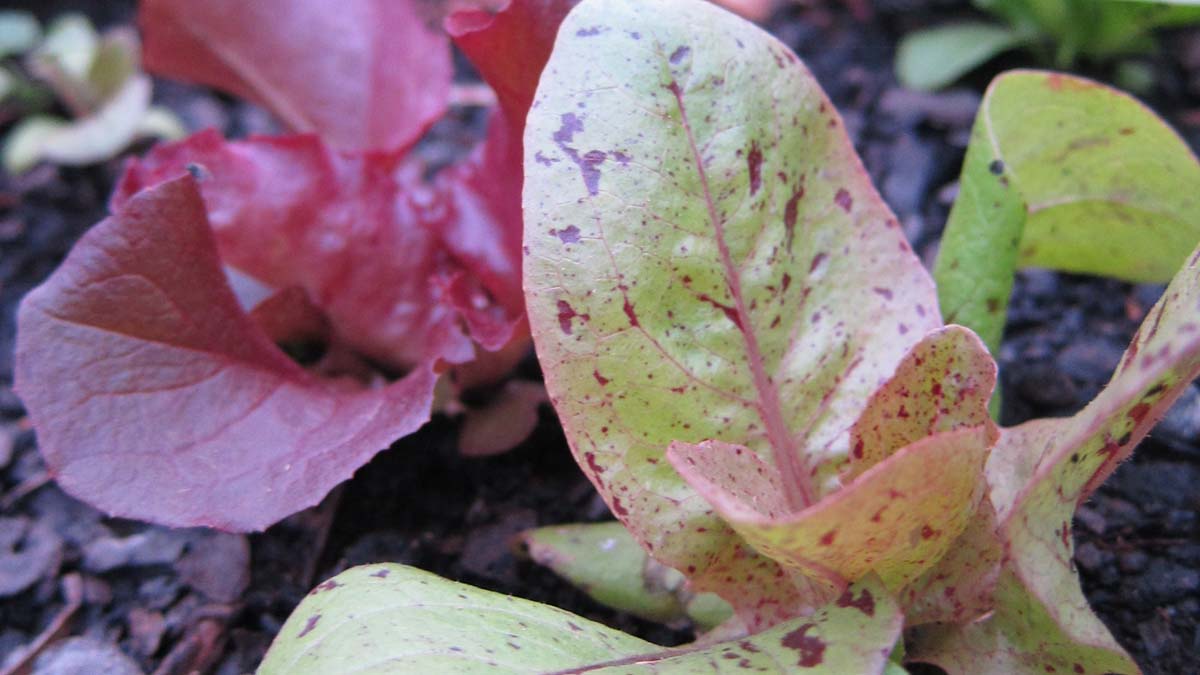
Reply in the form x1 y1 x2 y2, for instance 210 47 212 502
139 0 451 153
112 130 489 369
14 177 437 531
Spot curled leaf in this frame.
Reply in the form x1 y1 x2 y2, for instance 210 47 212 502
935 70 1200 355
14 177 437 531
518 521 732 629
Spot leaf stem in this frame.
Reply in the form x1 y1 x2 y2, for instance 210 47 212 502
666 80 814 511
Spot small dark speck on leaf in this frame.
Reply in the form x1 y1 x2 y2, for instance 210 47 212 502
989 160 1005 176
670 45 691 64
834 188 852 212
298 614 321 638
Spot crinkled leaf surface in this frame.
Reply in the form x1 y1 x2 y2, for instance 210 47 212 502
259 564 902 674
14 177 437 531
524 0 940 628
139 0 450 153
934 70 1200 355
112 131 486 369
518 521 732 629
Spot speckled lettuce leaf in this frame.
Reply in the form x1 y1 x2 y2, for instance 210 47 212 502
908 221 1200 674
907 569 1137 675
934 70 1200 357
259 564 903 674
524 0 939 630
518 522 732 630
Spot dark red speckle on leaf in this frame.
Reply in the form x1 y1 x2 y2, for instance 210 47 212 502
834 188 852 212
781 624 826 667
298 614 321 638
784 186 804 251
623 298 640 327
557 300 577 334
747 142 763 195
819 530 836 545
593 370 610 386
555 225 580 244
696 293 743 330
835 587 875 616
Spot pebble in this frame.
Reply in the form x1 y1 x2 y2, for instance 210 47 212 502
32 637 143 675
82 529 188 574
177 531 250 603
0 517 63 597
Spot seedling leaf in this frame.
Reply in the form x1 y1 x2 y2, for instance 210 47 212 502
935 70 1200 356
259 564 902 674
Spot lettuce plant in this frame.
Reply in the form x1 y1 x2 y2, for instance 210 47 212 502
2 12 184 173
258 1 1200 672
896 0 1200 91
13 0 576 531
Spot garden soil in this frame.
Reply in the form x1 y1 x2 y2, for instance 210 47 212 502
0 1 1197 673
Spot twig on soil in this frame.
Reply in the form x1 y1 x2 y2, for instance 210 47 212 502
0 573 84 675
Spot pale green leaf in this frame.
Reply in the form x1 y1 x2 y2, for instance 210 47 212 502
0 11 40 60
33 13 97 81
934 70 1200 358
259 564 903 674
88 27 139 101
524 0 939 630
519 522 732 629
3 115 66 174
907 569 1137 674
895 23 1029 91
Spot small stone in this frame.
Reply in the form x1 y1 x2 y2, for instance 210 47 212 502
126 608 166 658
0 518 63 597
82 528 188 573
1156 384 1200 450
177 531 250 603
1119 550 1148 574
460 508 538 584
1074 505 1106 535
32 637 143 675
1073 541 1110 573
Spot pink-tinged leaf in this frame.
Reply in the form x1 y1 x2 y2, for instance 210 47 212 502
670 427 990 605
113 130 486 369
435 0 580 322
962 243 1200 669
907 569 1137 675
249 287 331 346
845 325 997 480
139 0 450 153
13 177 437 531
899 497 1002 626
524 0 939 629
446 0 578 129
458 380 547 456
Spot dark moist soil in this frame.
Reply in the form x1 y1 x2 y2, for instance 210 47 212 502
1 1 1199 674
